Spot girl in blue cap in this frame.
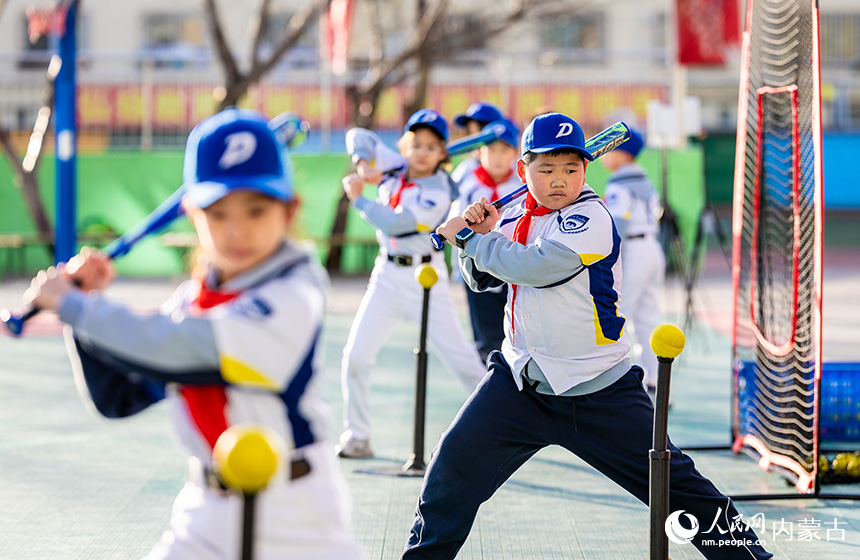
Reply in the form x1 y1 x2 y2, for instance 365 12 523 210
24 108 365 560
403 113 772 560
337 108 485 458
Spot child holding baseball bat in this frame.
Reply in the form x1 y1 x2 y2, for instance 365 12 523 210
24 109 364 560
337 108 485 458
402 113 772 560
454 118 522 363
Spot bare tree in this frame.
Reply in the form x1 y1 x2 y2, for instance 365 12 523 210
203 0 331 110
326 0 581 271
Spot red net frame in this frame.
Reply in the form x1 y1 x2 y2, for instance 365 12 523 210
748 86 800 358
729 0 824 495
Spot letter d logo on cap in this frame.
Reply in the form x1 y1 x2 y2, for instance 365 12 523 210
556 123 574 138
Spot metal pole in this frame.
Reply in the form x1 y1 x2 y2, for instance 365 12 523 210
241 493 256 560
649 355 674 560
403 284 431 474
54 0 78 264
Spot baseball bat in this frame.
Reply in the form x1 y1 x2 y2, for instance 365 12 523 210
446 122 506 156
1 111 307 337
430 121 631 250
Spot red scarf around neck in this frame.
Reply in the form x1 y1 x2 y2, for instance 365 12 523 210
473 166 513 203
178 281 241 450
388 174 416 209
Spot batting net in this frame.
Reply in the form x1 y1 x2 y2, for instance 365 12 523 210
730 0 823 493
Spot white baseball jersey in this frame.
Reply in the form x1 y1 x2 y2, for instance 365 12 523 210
459 186 631 395
603 163 661 238
60 243 363 560
603 162 665 387
347 127 454 257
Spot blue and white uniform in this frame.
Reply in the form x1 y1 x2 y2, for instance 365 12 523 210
341 128 485 444
61 243 363 560
604 162 665 388
401 187 772 560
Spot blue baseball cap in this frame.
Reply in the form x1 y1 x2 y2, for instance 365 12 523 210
182 108 293 209
482 118 519 149
614 127 645 158
454 102 504 128
521 113 594 161
405 109 449 142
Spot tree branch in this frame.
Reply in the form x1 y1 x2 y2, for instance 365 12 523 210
203 0 241 84
250 0 272 68
356 0 448 96
249 0 330 83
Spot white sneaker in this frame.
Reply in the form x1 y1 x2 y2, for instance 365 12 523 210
335 435 374 458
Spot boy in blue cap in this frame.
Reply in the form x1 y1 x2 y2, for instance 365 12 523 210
602 127 666 399
25 108 365 559
450 101 505 184
402 113 772 559
454 118 522 362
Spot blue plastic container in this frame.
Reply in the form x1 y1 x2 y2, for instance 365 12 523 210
736 361 860 442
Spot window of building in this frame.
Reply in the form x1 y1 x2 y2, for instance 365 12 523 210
541 12 605 57
141 12 206 68
820 13 860 68
261 12 319 67
445 13 487 52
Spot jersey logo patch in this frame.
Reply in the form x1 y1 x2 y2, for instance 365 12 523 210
234 297 273 320
417 196 437 209
558 214 589 234
219 132 257 169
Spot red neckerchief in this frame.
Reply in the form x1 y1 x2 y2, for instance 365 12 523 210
510 193 553 341
178 280 241 450
473 166 513 203
388 174 416 209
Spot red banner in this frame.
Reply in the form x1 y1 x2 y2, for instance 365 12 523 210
321 0 355 75
676 0 741 65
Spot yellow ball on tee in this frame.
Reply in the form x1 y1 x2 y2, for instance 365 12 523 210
415 263 439 289
213 424 287 494
649 324 686 359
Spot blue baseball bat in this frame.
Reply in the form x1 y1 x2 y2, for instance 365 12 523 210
446 123 506 156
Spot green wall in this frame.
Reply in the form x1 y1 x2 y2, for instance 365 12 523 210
0 148 704 277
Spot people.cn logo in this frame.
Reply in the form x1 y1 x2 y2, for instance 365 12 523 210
556 122 574 138
665 510 700 545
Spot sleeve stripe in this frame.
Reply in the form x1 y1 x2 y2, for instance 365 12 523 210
220 355 280 391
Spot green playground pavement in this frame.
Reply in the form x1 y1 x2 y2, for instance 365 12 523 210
1 247 859 559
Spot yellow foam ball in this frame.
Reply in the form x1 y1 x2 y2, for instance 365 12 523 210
213 424 287 494
832 453 854 475
650 324 686 359
818 455 831 473
415 263 439 289
847 457 860 479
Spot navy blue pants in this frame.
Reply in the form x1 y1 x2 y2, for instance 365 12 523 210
466 285 507 363
402 352 772 559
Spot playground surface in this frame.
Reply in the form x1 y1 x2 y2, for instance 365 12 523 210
0 246 859 560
